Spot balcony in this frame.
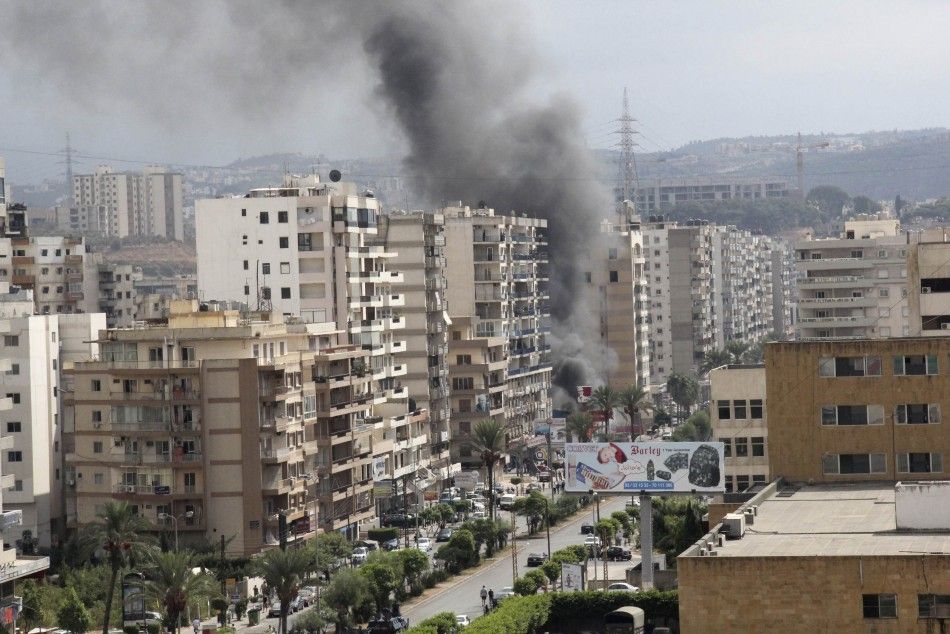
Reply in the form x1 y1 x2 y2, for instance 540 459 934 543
260 384 292 401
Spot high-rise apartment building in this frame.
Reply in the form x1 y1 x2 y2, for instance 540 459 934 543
375 212 457 482
72 166 184 240
711 227 774 348
0 291 104 549
709 364 768 493
81 255 143 327
579 218 651 389
442 205 552 438
63 300 395 552
1 234 88 316
769 238 797 339
795 216 909 339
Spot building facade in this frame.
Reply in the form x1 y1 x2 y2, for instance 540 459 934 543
1 234 87 316
711 227 774 348
709 364 768 493
72 166 184 240
633 177 789 214
907 228 950 336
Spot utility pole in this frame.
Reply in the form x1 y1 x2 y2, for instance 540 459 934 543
640 493 654 590
510 510 518 584
615 88 641 224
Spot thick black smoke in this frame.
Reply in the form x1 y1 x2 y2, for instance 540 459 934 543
3 0 613 393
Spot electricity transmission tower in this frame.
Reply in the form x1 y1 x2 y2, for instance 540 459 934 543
615 88 640 223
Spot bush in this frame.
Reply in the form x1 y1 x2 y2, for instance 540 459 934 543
289 610 326 634
524 569 547 591
540 559 560 585
124 627 139 634
550 544 587 564
367 527 399 543
547 590 679 623
403 611 458 634
513 575 539 596
464 595 551 634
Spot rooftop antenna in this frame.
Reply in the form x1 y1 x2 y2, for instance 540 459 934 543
615 88 640 225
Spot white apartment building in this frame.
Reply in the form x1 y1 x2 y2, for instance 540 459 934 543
711 226 774 348
709 364 768 493
72 165 184 240
634 177 790 214
579 218 651 390
443 205 553 439
769 238 797 339
0 288 104 549
0 234 88 316
795 217 909 339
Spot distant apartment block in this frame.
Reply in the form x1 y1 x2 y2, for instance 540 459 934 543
907 228 950 335
769 238 797 339
711 227 775 348
579 218 650 390
73 166 184 240
0 234 88 315
709 364 768 493
633 177 789 214
442 205 553 439
795 216 909 339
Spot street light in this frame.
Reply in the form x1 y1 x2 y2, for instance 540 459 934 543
159 511 194 551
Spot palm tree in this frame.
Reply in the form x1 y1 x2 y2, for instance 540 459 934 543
588 385 621 439
565 412 594 443
619 385 653 442
91 501 153 634
725 340 750 364
666 372 699 420
253 547 316 634
145 550 219 634
469 418 506 522
699 349 731 375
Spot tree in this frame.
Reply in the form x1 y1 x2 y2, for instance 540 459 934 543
311 532 352 581
396 548 430 589
665 373 698 419
58 587 93 634
725 341 750 365
90 501 153 634
431 503 456 529
540 559 561 585
565 412 593 443
19 580 45 633
807 185 851 217
699 349 731 376
289 609 327 634
253 547 315 634
513 492 548 535
145 550 220 634
324 569 373 631
460 518 499 556
852 195 882 214
652 408 671 430
434 529 477 573
359 560 400 614
670 410 711 442
588 385 621 439
468 419 506 522
619 385 653 441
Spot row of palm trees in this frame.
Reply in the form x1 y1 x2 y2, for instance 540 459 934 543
566 384 654 443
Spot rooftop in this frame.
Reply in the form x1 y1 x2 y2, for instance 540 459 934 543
702 483 950 558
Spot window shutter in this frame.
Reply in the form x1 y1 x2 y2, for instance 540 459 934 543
822 454 838 474
932 453 943 473
871 453 886 473
895 405 906 424
929 404 941 424
893 356 904 375
897 453 908 473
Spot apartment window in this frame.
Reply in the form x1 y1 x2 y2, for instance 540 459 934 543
280 287 291 299
7 452 22 463
720 438 732 457
608 248 618 260
452 377 474 390
244 285 250 295
279 237 289 248
243 260 249 270
723 475 734 493
6 422 19 433
584 272 592 284
456 355 472 365
6 364 18 376
879 307 890 317
877 270 889 279
863 594 897 619
278 211 288 223
895 403 940 424
609 270 619 283
750 399 763 419
751 437 765 457
892 354 937 376
734 437 748 457
752 475 766 485
5 393 19 405
280 262 290 274
259 211 270 224
822 453 886 475
877 249 888 259
242 235 248 245
717 400 730 419
3 335 18 347
241 208 247 217
41 249 48 256
92 442 103 454
91 410 102 423
820 356 882 377
92 379 101 392
733 400 747 419
94 473 104 485
919 594 950 618
821 404 884 426
850 250 863 259
262 262 271 275
897 452 943 474
879 288 889 298
736 475 750 491
458 399 471 413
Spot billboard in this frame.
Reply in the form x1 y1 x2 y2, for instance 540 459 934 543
564 442 725 493
560 562 585 592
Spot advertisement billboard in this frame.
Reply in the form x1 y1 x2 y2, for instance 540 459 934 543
560 562 585 592
564 442 725 494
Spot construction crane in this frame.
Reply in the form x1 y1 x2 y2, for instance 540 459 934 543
795 132 830 198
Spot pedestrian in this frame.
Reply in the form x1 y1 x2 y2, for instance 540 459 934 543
480 585 487 607
192 618 201 634
488 588 494 606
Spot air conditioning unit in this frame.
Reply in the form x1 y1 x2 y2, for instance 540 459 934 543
123 485 135 493
93 421 101 429
922 287 932 294
744 509 755 526
941 323 950 331
722 513 746 539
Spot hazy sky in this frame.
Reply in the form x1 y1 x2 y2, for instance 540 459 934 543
2 0 949 183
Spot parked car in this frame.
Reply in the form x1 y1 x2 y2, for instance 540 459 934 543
416 537 433 553
584 535 601 553
382 512 416 528
383 538 401 551
526 483 541 493
436 527 454 542
526 552 547 567
470 510 487 520
580 523 595 535
352 546 369 564
607 582 640 592
123 612 162 628
358 539 381 552
456 614 471 627
367 616 409 633
267 603 282 618
499 494 517 510
495 587 516 602
289 596 303 613
605 546 632 561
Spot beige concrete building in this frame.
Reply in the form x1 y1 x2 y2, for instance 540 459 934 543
579 218 650 390
709 364 768 493
1 234 88 316
81 255 143 327
907 227 950 335
795 216 909 339
63 300 395 552
679 480 950 633
443 205 552 438
447 317 507 469
72 166 184 240
765 337 950 484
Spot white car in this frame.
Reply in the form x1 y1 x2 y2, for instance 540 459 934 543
470 510 488 520
495 586 516 601
351 546 369 564
584 535 601 548
607 582 640 592
456 614 471 627
415 537 433 552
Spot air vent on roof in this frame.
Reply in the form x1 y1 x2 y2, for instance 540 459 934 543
722 513 746 539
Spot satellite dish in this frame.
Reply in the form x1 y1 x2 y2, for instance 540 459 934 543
477 200 487 209
329 169 342 182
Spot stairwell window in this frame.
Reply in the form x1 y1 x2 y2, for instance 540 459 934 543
919 595 950 618
863 594 897 619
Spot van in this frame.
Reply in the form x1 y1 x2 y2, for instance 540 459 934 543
499 494 517 510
